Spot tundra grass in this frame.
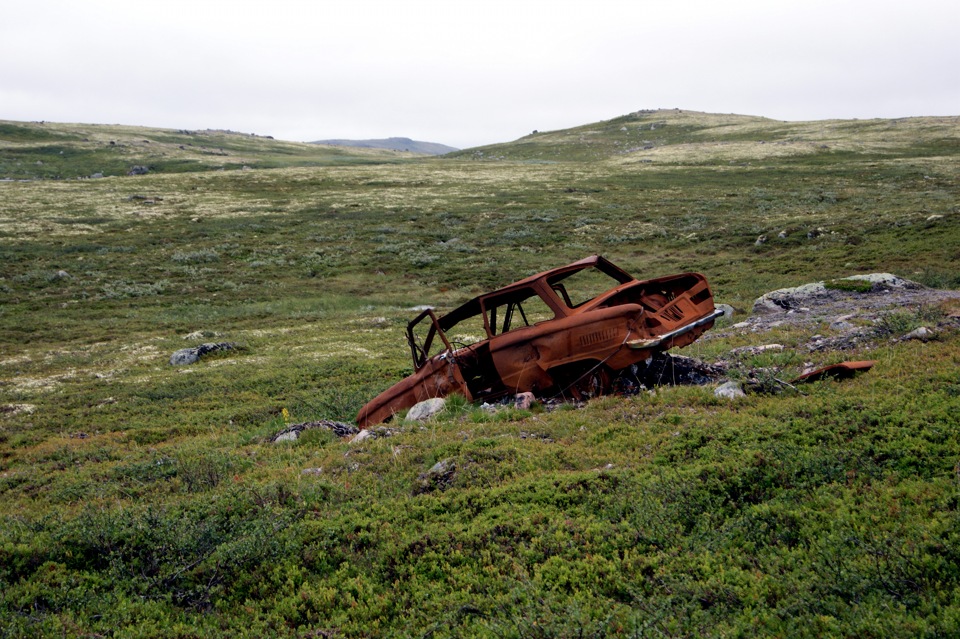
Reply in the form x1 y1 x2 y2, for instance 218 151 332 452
1 113 959 637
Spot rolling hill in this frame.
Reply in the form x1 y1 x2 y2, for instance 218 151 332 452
448 108 960 163
310 136 458 155
1 109 959 637
0 121 417 180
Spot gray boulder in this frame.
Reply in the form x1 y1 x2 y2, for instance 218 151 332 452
405 397 446 421
753 273 920 314
169 342 236 366
715 381 746 400
715 304 736 319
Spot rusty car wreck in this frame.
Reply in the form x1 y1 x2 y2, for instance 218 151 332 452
356 255 724 428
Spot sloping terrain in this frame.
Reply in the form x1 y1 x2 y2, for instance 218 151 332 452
0 110 959 637
450 109 960 164
0 120 416 180
312 137 458 155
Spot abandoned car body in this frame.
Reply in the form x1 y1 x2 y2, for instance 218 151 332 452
356 255 723 428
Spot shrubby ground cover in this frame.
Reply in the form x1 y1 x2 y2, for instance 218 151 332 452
1 111 959 637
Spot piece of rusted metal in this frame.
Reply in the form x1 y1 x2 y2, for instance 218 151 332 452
356 255 722 428
791 360 877 384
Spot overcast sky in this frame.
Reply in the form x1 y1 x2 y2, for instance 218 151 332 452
2 0 957 149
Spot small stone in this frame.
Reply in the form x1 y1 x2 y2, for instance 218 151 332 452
273 431 298 443
301 467 323 475
514 392 536 410
902 326 936 342
716 304 735 319
405 397 446 421
414 458 457 494
350 429 374 444
729 344 784 357
715 381 746 399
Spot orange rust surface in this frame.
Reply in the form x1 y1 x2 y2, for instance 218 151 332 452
357 255 720 428
791 360 877 384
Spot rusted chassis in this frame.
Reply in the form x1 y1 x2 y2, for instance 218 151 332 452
356 256 720 428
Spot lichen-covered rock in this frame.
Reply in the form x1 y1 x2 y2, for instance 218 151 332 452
169 342 236 366
752 273 921 315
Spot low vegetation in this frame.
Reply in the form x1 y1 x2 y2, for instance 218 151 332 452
1 110 959 637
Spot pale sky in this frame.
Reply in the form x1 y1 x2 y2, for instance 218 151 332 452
2 0 957 149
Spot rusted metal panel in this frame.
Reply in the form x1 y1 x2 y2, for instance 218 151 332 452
791 360 877 384
356 255 721 428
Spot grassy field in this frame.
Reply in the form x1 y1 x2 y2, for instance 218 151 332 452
1 110 959 637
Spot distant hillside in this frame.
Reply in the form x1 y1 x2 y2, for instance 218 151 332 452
445 108 960 163
311 137 458 155
0 120 416 179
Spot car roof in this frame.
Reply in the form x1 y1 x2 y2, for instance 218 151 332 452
436 255 633 331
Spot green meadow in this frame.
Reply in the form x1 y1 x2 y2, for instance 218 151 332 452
1 110 959 637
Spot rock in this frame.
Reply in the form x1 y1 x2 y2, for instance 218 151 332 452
169 342 236 366
170 349 201 366
842 273 918 290
755 235 768 246
348 425 396 444
716 304 736 319
405 397 446 421
752 273 921 315
514 392 536 410
729 344 784 357
274 419 358 443
128 165 149 175
54 270 71 280
350 429 374 445
183 330 221 341
630 353 725 388
301 467 323 475
414 458 457 494
753 282 826 314
830 317 855 331
902 326 936 342
715 381 746 399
